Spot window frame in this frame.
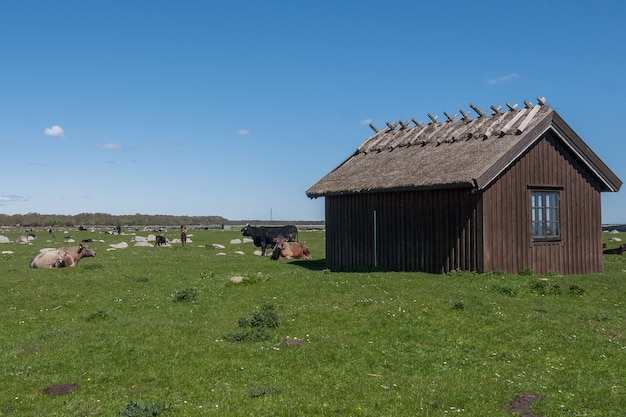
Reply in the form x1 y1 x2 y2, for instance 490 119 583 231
530 188 562 242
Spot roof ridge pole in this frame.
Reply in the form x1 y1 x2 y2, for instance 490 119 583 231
459 109 471 121
524 99 534 109
506 102 518 111
490 105 503 115
411 118 424 127
469 103 486 117
368 123 379 133
443 111 457 122
427 113 439 124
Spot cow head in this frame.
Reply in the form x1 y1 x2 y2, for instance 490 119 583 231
78 243 96 258
241 224 253 236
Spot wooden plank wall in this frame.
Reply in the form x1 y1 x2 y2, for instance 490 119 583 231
325 189 480 273
481 133 604 274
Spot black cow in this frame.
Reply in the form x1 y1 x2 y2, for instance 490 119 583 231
156 235 167 246
241 224 298 256
603 244 624 255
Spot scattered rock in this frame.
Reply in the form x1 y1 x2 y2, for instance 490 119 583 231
230 238 242 244
109 242 129 249
229 276 246 283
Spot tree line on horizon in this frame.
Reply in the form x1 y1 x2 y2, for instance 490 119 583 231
0 213 324 229
0 212 229 228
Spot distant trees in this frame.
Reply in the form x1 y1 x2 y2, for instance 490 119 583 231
0 213 229 228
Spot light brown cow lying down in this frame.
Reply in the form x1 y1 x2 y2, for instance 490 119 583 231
29 243 96 268
270 241 312 260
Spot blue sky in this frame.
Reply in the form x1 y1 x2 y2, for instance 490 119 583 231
1 1 625 222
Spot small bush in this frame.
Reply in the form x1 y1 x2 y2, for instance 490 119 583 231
451 300 465 310
120 400 170 417
172 287 198 302
491 284 518 297
224 304 280 342
531 280 562 296
569 284 585 296
223 327 273 343
518 268 535 276
250 304 280 328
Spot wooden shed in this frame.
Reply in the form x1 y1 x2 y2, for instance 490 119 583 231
307 98 622 274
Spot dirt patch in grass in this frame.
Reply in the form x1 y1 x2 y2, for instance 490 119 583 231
42 383 78 396
502 393 544 416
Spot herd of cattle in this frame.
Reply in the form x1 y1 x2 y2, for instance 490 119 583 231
23 224 310 268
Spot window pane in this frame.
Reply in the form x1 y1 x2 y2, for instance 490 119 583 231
531 190 560 240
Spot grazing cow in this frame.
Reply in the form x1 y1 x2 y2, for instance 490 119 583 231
29 243 96 268
156 235 167 246
241 224 298 256
603 244 624 255
271 241 312 260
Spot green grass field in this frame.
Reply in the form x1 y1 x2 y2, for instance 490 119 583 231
1 228 625 416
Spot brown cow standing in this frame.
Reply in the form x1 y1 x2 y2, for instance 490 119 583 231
29 243 96 268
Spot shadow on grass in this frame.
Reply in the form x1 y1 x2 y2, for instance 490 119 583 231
288 259 394 273
288 259 328 271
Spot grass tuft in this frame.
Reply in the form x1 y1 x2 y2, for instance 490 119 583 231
171 286 199 302
120 400 170 417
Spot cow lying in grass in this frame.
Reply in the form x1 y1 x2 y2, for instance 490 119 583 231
29 243 96 268
271 241 312 260
603 244 624 255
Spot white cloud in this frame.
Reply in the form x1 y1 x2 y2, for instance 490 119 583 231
97 143 123 150
0 194 27 204
360 118 372 125
487 73 519 85
44 125 65 137
238 129 250 136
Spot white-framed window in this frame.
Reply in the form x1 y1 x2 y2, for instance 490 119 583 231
531 190 560 241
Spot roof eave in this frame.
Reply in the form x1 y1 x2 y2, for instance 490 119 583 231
306 182 476 198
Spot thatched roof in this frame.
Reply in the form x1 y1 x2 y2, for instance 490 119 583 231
307 98 622 198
